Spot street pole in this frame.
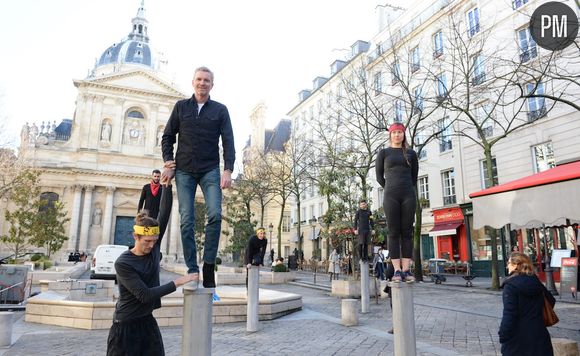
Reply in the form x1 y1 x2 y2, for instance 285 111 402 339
542 224 558 295
268 223 274 265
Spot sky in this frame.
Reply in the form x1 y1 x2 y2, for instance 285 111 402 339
0 0 379 171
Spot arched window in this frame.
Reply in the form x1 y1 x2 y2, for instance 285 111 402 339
39 192 59 212
127 110 144 119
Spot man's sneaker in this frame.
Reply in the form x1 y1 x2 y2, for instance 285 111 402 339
392 270 403 282
387 328 394 334
403 270 415 282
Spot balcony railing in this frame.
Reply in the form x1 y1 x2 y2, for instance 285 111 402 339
471 73 486 86
436 94 447 104
433 48 444 59
527 106 547 122
439 139 452 152
520 46 538 63
443 195 457 205
411 63 421 73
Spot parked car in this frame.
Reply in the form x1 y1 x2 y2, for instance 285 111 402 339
90 245 128 280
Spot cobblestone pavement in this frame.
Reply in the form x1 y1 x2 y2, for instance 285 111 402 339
2 272 580 355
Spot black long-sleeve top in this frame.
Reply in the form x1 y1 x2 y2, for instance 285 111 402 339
354 209 374 232
161 95 235 173
375 147 419 190
113 186 175 321
245 235 268 266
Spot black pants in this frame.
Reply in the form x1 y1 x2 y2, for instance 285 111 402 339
383 186 416 259
357 231 371 261
107 314 164 356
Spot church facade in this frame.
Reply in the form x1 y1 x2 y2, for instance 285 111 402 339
2 3 219 262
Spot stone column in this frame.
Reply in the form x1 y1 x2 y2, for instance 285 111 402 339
0 311 13 347
101 186 116 245
360 261 370 313
78 185 94 252
67 185 83 251
390 281 416 356
169 195 180 260
182 285 213 356
247 266 260 332
341 299 358 326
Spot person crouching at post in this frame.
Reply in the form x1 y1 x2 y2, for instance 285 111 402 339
246 227 268 269
106 211 195 356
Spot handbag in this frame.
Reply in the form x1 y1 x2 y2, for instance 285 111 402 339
542 293 559 327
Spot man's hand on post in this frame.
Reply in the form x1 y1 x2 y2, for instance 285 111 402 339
221 170 232 189
161 160 176 186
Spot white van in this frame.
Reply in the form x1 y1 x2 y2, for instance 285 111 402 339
90 245 129 280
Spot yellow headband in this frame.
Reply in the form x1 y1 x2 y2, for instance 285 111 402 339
133 225 160 236
256 228 266 234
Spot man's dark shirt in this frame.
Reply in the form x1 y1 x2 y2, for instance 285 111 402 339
245 235 268 266
161 95 235 173
137 184 162 219
114 233 175 321
354 209 374 233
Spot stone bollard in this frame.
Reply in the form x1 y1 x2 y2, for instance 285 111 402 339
360 261 370 313
0 312 13 347
390 281 416 356
379 280 389 298
341 299 359 326
246 266 259 332
182 284 214 356
552 338 580 356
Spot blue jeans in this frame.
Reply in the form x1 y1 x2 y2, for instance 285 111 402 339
175 167 222 273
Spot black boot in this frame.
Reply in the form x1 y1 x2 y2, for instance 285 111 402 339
202 263 216 288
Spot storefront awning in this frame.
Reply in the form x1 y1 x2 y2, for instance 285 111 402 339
469 160 580 229
429 221 462 237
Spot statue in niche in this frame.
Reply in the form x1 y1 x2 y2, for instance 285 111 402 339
92 207 102 226
20 123 29 145
156 128 163 147
29 123 39 143
100 121 112 142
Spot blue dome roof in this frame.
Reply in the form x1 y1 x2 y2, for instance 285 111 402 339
98 40 153 68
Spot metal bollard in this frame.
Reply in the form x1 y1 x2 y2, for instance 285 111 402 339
246 266 259 332
390 281 416 356
0 311 13 347
182 285 214 356
360 261 370 313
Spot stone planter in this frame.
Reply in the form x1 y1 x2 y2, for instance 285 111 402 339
270 271 296 284
331 279 378 298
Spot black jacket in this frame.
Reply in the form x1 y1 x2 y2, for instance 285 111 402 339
137 183 162 219
245 235 268 266
499 274 555 356
161 95 235 173
354 209 374 233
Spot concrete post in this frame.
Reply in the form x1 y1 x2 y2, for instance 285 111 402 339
360 261 370 313
182 285 213 356
246 266 259 332
341 299 359 326
390 281 416 356
0 312 13 347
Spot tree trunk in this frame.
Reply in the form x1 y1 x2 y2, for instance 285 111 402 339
484 146 500 290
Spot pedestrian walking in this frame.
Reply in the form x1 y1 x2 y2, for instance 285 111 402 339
373 247 386 280
328 248 340 280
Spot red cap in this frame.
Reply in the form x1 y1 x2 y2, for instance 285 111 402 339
388 123 406 132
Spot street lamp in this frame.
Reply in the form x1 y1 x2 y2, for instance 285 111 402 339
542 224 558 295
268 223 274 264
309 217 317 283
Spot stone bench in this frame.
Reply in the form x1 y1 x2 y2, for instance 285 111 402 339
552 338 579 356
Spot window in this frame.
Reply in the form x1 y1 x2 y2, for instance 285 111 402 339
526 82 546 121
418 176 429 207
394 100 404 123
513 0 529 10
438 118 452 152
127 110 144 119
282 212 291 232
467 7 481 37
475 103 493 138
374 72 383 94
317 99 323 114
411 47 420 72
318 202 324 217
480 158 498 189
39 192 59 213
391 62 401 85
309 106 314 120
433 31 444 58
414 86 423 113
301 207 306 224
518 27 537 62
436 73 447 100
532 142 555 173
414 135 427 159
441 170 456 205
472 53 485 85
337 83 344 98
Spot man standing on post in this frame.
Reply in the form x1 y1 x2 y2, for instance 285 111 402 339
354 199 374 262
161 66 235 288
137 169 163 219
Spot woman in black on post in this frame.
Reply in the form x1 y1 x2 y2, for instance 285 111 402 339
375 123 418 282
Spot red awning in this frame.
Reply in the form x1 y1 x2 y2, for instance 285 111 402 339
469 160 580 229
470 160 580 198
429 221 462 237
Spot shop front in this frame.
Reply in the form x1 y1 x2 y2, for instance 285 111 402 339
429 207 469 262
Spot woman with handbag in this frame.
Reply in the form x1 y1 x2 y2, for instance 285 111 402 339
499 252 556 355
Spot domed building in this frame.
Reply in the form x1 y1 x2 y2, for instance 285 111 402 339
12 2 191 260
